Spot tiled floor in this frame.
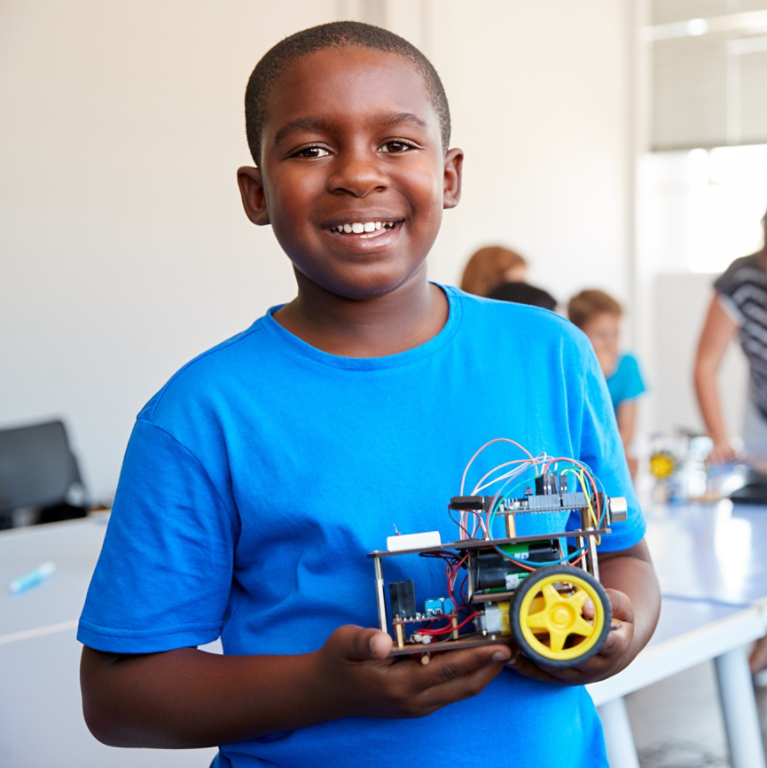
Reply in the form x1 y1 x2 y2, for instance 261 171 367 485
624 660 767 768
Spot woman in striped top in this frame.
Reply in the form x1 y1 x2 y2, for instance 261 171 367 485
695 209 767 676
694 208 767 465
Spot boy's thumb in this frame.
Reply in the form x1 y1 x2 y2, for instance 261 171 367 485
367 630 393 659
331 625 393 661
337 625 392 660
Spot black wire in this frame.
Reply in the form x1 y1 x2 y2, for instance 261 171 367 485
447 506 473 539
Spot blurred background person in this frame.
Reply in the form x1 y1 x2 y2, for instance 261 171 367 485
694 207 767 465
694 207 767 678
460 245 527 297
460 244 558 311
568 289 647 478
487 280 558 312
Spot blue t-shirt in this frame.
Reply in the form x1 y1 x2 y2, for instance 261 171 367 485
606 352 646 412
79 286 644 768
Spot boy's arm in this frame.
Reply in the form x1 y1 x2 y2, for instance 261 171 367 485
81 626 511 748
615 400 637 450
505 539 660 685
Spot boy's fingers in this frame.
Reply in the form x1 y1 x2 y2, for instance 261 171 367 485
505 646 617 685
505 651 569 684
415 648 510 707
595 611 635 660
606 588 634 625
418 644 511 688
421 661 507 709
332 625 393 661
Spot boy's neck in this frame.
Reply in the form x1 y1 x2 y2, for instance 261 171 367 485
273 272 448 358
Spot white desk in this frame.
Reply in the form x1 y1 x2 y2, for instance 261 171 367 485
3 507 767 768
588 498 767 768
0 518 218 768
590 596 766 768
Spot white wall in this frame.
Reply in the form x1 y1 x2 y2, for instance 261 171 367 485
635 151 750 443
0 0 635 500
426 1 632 302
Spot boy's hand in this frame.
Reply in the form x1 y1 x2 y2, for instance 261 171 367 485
506 540 659 686
504 587 635 685
313 624 511 719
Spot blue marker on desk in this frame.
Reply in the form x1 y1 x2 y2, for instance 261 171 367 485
9 562 56 595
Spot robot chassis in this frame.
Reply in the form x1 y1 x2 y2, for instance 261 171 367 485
368 474 627 668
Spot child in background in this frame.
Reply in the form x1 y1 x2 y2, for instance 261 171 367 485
78 22 659 768
488 280 558 312
568 289 647 477
462 245 558 311
460 244 527 296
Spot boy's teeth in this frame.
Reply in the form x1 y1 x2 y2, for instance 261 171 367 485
333 221 393 233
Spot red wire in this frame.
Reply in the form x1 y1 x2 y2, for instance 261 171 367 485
570 551 585 567
417 612 479 636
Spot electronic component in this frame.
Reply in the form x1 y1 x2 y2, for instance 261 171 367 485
535 472 566 495
389 580 416 619
386 530 441 552
469 541 562 592
448 495 485 510
477 602 511 636
610 497 628 521
424 596 456 616
424 598 442 616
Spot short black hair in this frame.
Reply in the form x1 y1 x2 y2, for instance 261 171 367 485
245 21 451 165
488 282 558 313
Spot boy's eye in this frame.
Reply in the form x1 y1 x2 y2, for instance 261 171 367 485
293 146 330 159
379 140 417 154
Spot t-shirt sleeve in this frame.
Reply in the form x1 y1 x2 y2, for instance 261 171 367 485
716 291 743 326
575 343 646 552
713 259 748 326
714 259 741 297
619 353 647 401
77 418 237 653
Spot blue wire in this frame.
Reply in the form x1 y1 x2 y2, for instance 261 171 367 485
477 457 603 568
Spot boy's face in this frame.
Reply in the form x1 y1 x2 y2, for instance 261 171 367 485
238 47 462 301
582 311 620 377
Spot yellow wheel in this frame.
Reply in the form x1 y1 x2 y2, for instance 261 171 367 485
510 565 611 667
650 451 675 479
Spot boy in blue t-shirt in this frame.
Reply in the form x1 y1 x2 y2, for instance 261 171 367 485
78 22 659 767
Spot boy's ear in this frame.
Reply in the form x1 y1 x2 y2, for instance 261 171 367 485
442 148 464 210
237 166 270 226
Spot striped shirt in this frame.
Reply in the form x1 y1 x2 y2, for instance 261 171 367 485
715 253 767 418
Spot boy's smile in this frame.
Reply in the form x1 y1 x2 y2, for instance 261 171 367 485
238 46 462 304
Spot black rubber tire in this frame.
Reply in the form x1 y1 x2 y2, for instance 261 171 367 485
510 564 611 668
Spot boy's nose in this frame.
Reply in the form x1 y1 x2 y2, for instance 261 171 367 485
326 150 389 197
